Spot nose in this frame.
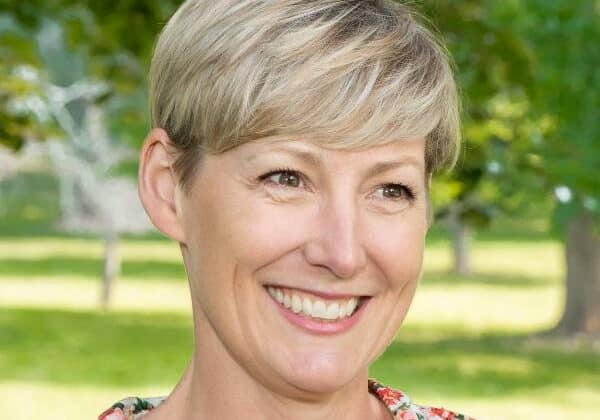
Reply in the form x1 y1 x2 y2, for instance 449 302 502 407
302 197 367 279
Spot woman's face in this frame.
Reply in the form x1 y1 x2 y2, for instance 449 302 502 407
178 136 429 396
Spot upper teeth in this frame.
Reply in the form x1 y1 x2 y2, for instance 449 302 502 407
267 286 359 321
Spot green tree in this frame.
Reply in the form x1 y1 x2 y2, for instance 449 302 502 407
0 0 180 151
508 0 600 335
422 0 541 275
0 0 179 308
429 0 599 335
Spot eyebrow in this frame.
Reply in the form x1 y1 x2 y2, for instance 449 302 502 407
245 144 322 167
364 157 424 179
246 143 423 176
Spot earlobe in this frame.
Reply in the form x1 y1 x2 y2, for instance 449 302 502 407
138 128 187 244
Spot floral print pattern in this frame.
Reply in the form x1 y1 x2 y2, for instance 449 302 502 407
98 397 165 420
99 379 474 420
368 380 474 420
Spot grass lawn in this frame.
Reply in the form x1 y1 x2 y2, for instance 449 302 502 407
0 232 599 419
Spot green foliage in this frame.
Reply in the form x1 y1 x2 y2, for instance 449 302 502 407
507 0 600 233
0 16 41 150
0 0 180 151
423 0 599 232
423 0 545 228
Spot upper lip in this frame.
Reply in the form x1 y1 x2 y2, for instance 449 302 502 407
264 284 369 300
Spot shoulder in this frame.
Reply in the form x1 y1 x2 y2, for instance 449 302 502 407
368 379 476 420
98 396 166 420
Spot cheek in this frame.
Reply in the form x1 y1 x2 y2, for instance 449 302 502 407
229 203 310 267
186 185 308 280
366 215 427 288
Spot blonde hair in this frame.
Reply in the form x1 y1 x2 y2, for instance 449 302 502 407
150 0 460 192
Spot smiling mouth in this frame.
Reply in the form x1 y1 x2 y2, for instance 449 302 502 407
266 285 365 322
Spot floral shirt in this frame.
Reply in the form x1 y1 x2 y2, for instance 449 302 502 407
99 379 473 420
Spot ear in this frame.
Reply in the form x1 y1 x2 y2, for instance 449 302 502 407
138 128 186 244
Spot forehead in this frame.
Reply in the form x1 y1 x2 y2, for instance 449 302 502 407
237 135 426 173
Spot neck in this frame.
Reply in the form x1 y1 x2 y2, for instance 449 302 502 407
145 316 389 420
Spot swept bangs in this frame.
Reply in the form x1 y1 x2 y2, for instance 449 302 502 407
150 0 460 191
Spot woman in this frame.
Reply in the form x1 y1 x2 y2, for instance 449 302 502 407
99 0 472 419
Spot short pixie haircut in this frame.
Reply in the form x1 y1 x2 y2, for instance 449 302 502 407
150 0 460 192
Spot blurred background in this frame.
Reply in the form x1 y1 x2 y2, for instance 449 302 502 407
0 1 598 419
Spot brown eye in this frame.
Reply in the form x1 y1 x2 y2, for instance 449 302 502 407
376 184 415 200
383 185 404 198
277 171 301 187
261 170 304 188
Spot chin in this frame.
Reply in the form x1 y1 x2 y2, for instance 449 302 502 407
277 348 364 395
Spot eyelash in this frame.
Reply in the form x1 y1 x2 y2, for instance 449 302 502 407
257 168 416 202
258 167 304 184
378 183 416 201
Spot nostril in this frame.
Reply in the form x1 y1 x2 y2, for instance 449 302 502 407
303 240 366 280
302 209 367 279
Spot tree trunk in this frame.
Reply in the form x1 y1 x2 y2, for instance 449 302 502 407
556 212 600 335
448 204 471 276
101 233 120 310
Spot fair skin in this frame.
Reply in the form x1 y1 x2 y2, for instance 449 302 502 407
138 128 430 420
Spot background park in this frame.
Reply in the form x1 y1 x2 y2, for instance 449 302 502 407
0 1 598 419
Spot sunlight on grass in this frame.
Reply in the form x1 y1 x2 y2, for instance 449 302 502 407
0 381 169 420
406 284 562 332
0 237 181 262
0 278 191 313
432 389 600 420
0 238 105 260
424 239 563 280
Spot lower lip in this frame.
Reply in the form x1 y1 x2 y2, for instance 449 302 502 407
268 290 369 335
